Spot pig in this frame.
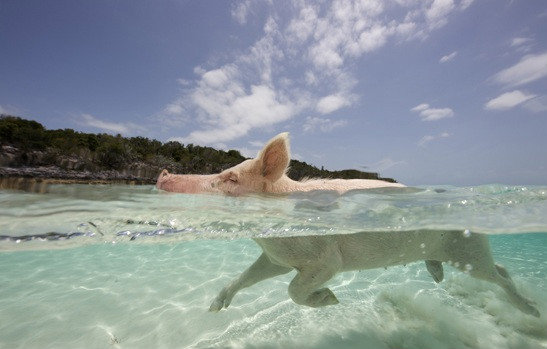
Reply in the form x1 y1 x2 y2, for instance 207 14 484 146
156 133 540 317
156 132 405 195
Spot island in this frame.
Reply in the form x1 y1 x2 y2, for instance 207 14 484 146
0 115 397 192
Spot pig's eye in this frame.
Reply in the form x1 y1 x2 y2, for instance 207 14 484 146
223 172 238 184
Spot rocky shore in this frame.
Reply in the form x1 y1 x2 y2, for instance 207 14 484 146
0 166 158 192
0 143 165 191
0 166 157 183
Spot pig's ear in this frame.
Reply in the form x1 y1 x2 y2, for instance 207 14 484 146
257 132 290 182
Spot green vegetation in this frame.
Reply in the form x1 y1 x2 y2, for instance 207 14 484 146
0 115 395 182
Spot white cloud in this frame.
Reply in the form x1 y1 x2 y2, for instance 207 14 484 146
484 90 537 111
411 103 430 112
426 0 455 29
440 51 457 63
163 101 184 116
80 114 144 135
304 1 389 69
355 24 391 54
492 51 547 87
162 16 304 145
172 82 297 144
287 6 318 43
411 103 454 121
232 0 252 25
511 37 533 47
459 0 474 10
193 66 206 75
316 94 351 114
425 0 473 29
158 0 473 144
303 116 347 133
289 0 469 70
420 108 454 121
510 37 534 53
418 131 450 147
201 68 230 88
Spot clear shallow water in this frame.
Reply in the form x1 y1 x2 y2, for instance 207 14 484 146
0 184 546 348
1 184 546 248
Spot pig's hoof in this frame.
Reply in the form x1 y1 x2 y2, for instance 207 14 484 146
308 288 339 307
209 298 225 312
209 290 233 312
425 260 444 283
519 298 540 318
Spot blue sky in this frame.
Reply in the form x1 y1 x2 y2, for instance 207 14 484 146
1 0 546 186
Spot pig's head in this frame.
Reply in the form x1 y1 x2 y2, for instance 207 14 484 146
156 132 291 195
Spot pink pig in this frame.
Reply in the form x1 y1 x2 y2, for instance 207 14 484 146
156 132 405 195
156 133 540 317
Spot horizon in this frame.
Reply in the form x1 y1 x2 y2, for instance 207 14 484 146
1 0 546 186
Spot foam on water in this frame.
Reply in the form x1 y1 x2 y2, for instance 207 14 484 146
0 184 546 348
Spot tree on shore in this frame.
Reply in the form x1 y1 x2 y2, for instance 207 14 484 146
0 115 396 182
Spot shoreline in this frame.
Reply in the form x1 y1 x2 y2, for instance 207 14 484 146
0 166 157 192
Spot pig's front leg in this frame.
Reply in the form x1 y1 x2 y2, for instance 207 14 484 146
209 253 292 311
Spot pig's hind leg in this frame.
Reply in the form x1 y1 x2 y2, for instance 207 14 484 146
287 263 340 308
446 232 540 317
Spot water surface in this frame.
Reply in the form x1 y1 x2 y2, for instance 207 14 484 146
0 184 546 348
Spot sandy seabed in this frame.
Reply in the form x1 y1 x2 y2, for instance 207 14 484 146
0 234 546 349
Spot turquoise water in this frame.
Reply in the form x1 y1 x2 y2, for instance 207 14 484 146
0 184 546 348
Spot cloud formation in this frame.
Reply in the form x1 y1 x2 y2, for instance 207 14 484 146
81 114 144 135
492 51 547 87
484 90 537 111
231 0 252 25
303 116 347 133
440 51 457 63
510 37 534 53
160 0 474 144
316 94 351 114
485 50 546 115
418 132 450 147
511 37 533 47
411 103 454 121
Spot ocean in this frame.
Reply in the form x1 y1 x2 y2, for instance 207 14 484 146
0 184 546 348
